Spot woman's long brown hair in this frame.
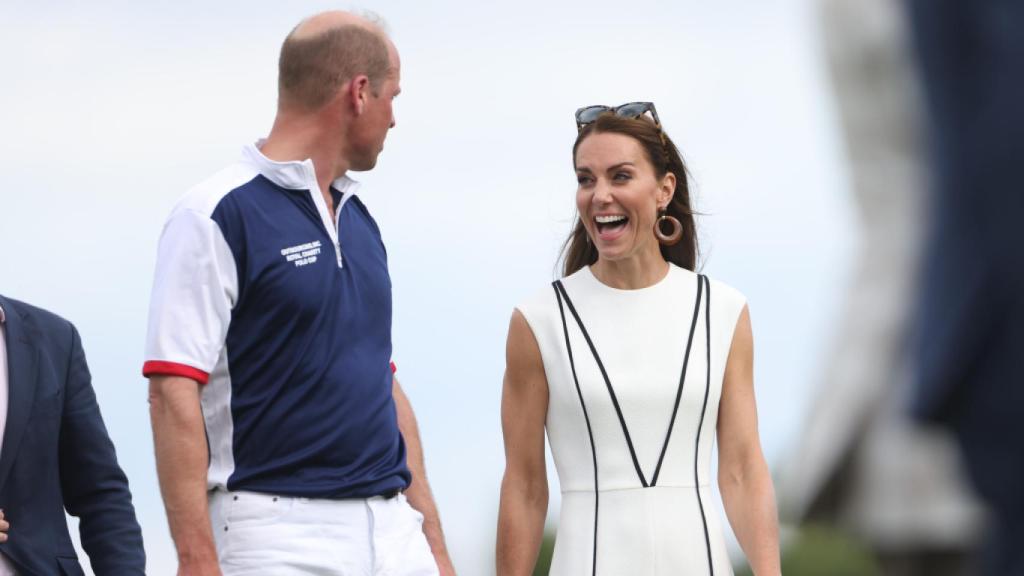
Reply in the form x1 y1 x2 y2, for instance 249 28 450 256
560 113 698 276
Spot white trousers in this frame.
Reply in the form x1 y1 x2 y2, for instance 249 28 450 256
209 490 439 576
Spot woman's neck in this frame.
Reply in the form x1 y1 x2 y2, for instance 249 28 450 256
590 251 670 290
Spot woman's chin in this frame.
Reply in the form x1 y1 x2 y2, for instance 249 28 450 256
594 244 632 262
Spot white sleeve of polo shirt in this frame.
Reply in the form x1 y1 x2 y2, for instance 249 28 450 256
143 208 238 384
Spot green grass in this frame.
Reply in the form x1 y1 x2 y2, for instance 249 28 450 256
735 524 880 576
533 529 556 576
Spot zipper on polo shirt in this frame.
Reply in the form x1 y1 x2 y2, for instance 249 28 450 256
306 185 344 269
325 216 344 269
332 192 345 268
331 208 344 269
332 191 358 269
331 238 344 268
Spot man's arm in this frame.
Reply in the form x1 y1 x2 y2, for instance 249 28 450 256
149 375 222 576
59 324 146 574
393 376 455 575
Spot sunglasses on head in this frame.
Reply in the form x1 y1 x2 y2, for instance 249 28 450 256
574 101 661 132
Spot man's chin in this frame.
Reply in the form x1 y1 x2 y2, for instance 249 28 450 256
349 155 380 173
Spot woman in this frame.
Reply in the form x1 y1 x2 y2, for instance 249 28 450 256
496 103 780 575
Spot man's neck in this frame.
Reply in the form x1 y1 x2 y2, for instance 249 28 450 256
260 112 350 214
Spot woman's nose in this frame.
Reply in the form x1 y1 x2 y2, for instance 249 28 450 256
592 181 613 204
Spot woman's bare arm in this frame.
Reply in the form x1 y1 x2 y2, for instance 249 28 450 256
496 310 550 576
717 306 781 576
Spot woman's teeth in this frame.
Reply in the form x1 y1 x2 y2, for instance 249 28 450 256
595 215 628 232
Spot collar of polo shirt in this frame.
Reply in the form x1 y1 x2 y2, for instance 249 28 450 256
244 140 361 195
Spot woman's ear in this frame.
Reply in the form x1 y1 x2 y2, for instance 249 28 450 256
659 172 677 207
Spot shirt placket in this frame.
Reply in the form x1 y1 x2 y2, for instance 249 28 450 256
302 165 345 269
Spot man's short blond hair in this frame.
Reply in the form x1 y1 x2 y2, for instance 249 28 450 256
278 23 391 111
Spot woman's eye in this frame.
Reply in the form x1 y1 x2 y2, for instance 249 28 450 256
577 175 593 185
613 172 632 181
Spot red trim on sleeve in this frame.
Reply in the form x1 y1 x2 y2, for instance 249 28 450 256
390 361 397 374
142 361 210 385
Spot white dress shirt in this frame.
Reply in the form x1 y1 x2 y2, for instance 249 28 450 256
0 304 18 575
0 304 8 477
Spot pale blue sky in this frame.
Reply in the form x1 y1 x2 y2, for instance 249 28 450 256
0 0 856 573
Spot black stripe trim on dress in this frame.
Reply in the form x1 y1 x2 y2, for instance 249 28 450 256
553 281 599 576
651 273 705 487
554 280 649 487
554 274 705 489
694 274 714 575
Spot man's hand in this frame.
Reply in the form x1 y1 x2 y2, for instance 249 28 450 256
176 558 223 576
177 561 223 576
0 509 9 542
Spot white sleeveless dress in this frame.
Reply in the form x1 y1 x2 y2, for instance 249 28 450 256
517 264 747 575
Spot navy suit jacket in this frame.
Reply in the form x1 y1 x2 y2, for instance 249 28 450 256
908 0 1024 542
0 296 145 575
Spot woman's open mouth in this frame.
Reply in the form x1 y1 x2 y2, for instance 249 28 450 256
595 214 629 239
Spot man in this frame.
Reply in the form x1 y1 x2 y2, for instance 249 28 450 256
781 1 983 574
907 1 1024 574
144 11 454 576
0 295 145 575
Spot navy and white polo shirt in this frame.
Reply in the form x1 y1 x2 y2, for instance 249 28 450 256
143 142 410 499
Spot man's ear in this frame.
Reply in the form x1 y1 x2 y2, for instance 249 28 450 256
348 74 371 116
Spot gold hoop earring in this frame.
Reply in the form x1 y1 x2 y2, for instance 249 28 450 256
654 210 682 246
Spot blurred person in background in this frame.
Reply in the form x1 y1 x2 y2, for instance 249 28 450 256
779 0 985 574
907 1 1024 574
497 105 780 575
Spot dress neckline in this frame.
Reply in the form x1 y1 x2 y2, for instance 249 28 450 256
578 263 680 294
